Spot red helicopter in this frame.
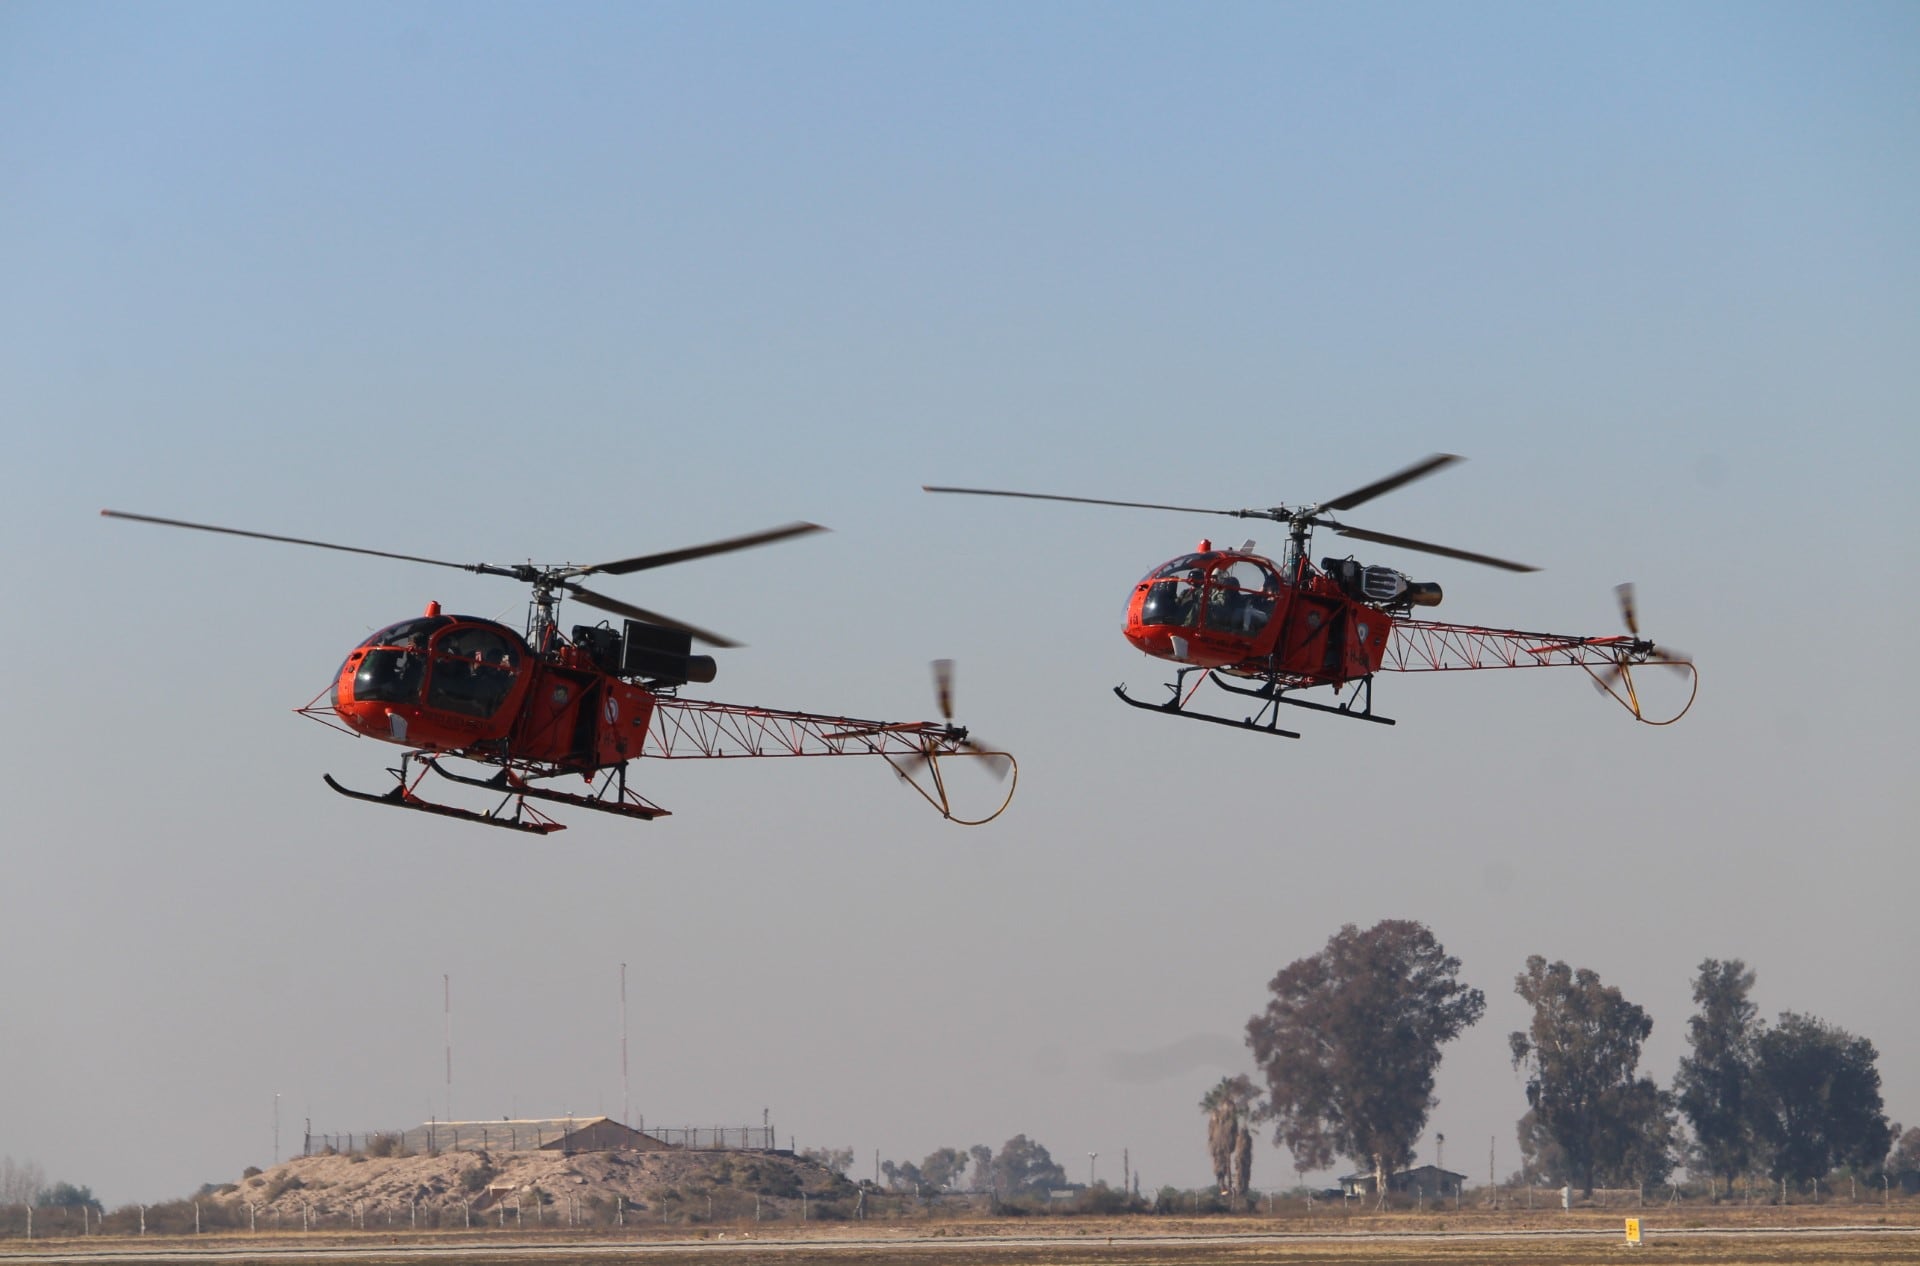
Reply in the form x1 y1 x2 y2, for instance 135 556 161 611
102 511 1015 832
926 454 1694 739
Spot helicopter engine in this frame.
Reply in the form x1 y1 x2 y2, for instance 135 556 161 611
1322 558 1443 609
571 620 718 686
620 620 718 686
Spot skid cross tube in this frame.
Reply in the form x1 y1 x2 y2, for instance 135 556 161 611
1114 668 1302 739
322 753 566 835
1209 670 1398 726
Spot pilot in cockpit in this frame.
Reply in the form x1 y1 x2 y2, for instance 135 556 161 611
1208 573 1244 631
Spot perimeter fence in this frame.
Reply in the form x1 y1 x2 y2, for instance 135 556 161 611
303 1122 776 1157
2 1179 1916 1242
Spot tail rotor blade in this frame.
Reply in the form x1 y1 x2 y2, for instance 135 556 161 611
1593 660 1626 694
960 737 1013 781
1615 583 1640 637
1648 646 1693 676
932 659 955 721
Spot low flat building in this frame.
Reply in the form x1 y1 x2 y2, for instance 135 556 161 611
1338 1164 1467 1198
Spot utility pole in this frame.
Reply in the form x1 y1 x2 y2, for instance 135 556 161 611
620 962 630 1128
1089 1153 1098 1187
443 974 453 1124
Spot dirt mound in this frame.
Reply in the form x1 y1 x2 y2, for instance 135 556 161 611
216 1148 853 1222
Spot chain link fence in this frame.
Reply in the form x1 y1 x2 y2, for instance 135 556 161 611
303 1122 777 1158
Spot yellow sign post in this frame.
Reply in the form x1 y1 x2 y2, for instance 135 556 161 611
1624 1217 1642 1246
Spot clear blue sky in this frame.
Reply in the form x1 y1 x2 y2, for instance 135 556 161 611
3 1 1915 1204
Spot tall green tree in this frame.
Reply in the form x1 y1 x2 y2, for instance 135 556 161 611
1673 958 1760 1192
919 1147 970 1192
1889 1124 1920 1176
1509 957 1676 1195
968 1145 994 1192
1749 1012 1891 1186
34 1183 99 1211
879 1158 923 1191
1247 920 1485 1201
986 1134 1067 1195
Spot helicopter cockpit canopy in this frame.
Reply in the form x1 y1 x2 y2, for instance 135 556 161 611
348 616 528 719
1137 551 1280 637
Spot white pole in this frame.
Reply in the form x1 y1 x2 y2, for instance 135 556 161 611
444 974 453 1124
621 962 631 1129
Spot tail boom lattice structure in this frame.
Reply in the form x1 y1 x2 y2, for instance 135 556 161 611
646 698 963 760
302 694 1017 830
645 697 1017 825
1384 618 1697 724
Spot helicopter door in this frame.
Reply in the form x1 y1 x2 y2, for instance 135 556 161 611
425 625 522 719
1202 560 1278 637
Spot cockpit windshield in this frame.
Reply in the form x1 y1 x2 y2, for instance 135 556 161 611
350 617 527 716
1143 553 1213 581
354 649 425 704
359 616 451 650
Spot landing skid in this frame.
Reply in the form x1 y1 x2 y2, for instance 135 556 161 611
322 751 671 835
1113 677 1302 739
1115 667 1405 739
322 772 565 835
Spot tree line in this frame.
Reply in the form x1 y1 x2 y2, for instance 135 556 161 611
0 1158 98 1213
1224 920 1911 1201
811 1135 1081 1200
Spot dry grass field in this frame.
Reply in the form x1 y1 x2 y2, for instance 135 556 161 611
4 1207 1918 1266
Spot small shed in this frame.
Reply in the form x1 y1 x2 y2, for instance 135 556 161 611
1338 1164 1468 1198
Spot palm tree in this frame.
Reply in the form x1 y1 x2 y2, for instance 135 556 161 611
1200 1075 1263 1199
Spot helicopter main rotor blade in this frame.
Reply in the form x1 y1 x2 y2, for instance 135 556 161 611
566 584 741 649
1328 523 1538 572
1316 453 1462 514
570 522 827 578
101 509 483 573
923 485 1254 518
